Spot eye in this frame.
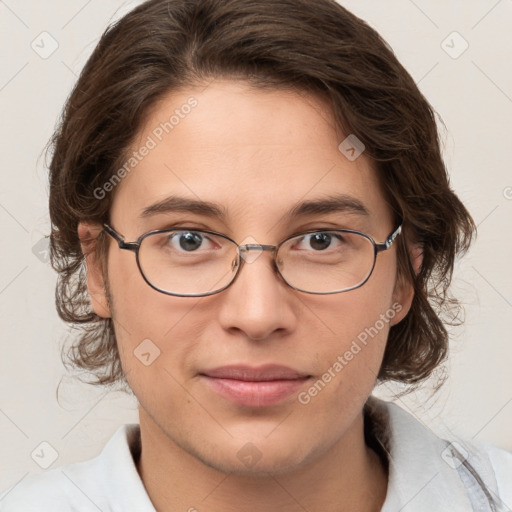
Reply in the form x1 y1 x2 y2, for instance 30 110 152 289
167 231 215 252
295 232 345 251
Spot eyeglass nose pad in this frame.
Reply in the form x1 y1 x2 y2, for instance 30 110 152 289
239 247 263 264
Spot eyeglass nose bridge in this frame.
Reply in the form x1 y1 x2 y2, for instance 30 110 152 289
238 243 278 265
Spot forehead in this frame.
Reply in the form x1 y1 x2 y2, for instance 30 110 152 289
110 80 392 235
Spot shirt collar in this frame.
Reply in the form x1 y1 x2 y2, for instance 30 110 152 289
365 396 479 511
64 422 156 511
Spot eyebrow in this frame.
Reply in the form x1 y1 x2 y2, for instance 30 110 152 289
140 196 226 219
286 194 370 219
139 193 370 220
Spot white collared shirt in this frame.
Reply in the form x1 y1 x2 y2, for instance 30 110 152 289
1 398 511 511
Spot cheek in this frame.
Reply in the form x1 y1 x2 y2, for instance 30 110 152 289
108 248 191 336
295 307 390 443
290 296 392 459
298 266 397 403
313 298 390 381
107 253 207 391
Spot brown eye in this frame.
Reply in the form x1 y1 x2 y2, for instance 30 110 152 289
309 232 332 250
175 232 204 251
293 232 345 252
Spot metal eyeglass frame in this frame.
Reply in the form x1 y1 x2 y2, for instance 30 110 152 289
102 222 402 297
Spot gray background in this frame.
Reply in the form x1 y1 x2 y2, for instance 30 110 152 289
1 0 511 492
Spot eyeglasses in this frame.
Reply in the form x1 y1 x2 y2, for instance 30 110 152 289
102 223 402 297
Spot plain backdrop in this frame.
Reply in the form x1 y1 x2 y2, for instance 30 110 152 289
0 0 511 493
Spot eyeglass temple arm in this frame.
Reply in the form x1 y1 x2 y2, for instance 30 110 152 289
102 223 139 252
375 224 402 253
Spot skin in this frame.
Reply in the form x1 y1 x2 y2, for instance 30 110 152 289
78 80 418 512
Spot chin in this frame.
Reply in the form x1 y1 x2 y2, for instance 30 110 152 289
190 434 318 477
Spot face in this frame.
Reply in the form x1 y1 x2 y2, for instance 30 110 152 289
80 80 413 476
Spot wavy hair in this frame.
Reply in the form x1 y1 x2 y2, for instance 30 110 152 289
47 0 476 391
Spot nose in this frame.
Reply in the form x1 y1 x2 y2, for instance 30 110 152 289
217 247 298 341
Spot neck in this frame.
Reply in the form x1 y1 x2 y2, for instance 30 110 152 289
136 406 388 512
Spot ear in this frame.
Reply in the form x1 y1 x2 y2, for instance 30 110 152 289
390 243 423 326
78 221 111 318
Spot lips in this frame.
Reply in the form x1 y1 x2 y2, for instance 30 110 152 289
200 365 311 407
202 364 308 381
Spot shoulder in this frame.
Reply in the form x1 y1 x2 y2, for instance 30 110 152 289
0 424 154 512
0 452 109 512
480 441 512 504
366 397 512 511
0 466 87 512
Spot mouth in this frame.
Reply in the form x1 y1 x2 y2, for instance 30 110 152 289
199 364 311 407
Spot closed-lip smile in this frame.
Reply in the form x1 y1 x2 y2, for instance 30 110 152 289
200 364 311 407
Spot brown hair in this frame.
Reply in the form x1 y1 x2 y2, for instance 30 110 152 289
48 0 475 391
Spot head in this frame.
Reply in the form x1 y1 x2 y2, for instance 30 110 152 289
48 0 475 474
